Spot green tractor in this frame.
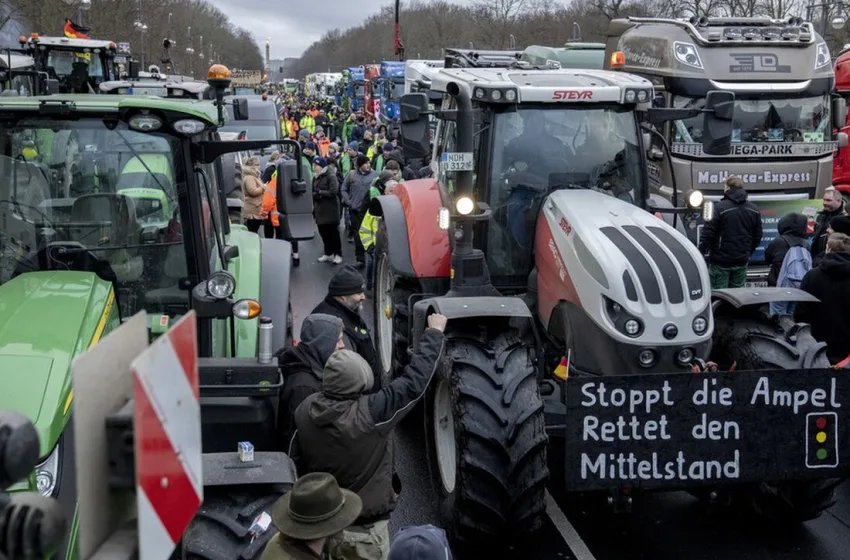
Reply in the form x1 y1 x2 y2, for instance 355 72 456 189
0 65 313 558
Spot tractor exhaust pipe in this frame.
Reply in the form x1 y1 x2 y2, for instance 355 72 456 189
446 81 473 200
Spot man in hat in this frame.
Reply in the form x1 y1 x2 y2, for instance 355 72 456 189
312 265 379 384
292 314 447 560
261 472 362 560
341 155 377 267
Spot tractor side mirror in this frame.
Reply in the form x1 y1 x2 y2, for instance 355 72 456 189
399 93 430 160
128 60 140 80
702 90 735 156
232 98 249 120
276 157 314 242
832 96 847 130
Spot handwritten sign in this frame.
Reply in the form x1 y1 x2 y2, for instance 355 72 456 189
563 369 850 491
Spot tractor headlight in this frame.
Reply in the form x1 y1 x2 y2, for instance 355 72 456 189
693 316 708 335
36 443 61 497
232 298 261 319
604 296 643 338
686 189 704 209
128 113 163 132
456 197 474 215
206 270 236 300
438 207 451 230
702 200 715 222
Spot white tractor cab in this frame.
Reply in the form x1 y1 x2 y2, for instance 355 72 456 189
373 48 847 547
0 51 35 95
17 33 119 94
405 60 444 142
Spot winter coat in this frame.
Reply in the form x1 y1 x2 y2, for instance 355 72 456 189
341 168 378 213
241 164 265 220
312 295 380 387
795 251 850 363
260 534 324 560
312 168 341 226
385 150 416 181
764 213 809 287
811 202 846 265
276 314 343 451
292 329 445 523
698 187 763 267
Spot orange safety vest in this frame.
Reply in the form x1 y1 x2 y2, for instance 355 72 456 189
317 137 331 157
287 119 299 139
260 171 280 227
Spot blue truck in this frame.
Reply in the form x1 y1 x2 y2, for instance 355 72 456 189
378 61 406 126
346 66 365 113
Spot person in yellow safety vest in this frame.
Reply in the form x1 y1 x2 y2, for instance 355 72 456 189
371 142 394 172
300 112 316 135
360 161 403 291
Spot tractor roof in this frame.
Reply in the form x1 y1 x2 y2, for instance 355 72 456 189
27 36 116 50
0 94 220 126
429 67 653 104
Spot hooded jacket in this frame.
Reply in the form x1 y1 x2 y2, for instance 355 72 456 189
698 187 763 267
241 163 265 220
796 251 850 363
385 150 417 182
764 213 809 287
292 328 445 524
341 167 378 213
311 295 379 388
277 314 344 450
312 167 341 225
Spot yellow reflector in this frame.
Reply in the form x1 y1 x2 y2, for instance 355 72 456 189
233 298 262 319
610 51 625 68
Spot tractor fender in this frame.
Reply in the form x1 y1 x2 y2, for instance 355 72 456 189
202 451 297 487
371 178 450 278
711 287 819 310
259 237 293 354
409 295 533 353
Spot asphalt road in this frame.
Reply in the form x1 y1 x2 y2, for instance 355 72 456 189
288 226 850 560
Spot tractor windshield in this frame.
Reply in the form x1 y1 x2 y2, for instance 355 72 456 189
0 118 188 320
486 103 644 284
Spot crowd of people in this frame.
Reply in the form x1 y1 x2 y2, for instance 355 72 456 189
239 93 432 272
699 177 850 363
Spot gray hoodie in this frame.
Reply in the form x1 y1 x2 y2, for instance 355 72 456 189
341 168 378 212
296 314 344 377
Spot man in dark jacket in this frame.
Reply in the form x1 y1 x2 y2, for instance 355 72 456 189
384 149 417 182
796 232 850 363
698 176 763 289
293 313 447 560
765 213 809 287
312 157 343 264
276 314 344 450
312 265 379 386
811 187 846 265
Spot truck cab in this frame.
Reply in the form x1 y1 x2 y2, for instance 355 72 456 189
379 61 406 124
346 66 365 112
604 16 848 284
364 64 381 119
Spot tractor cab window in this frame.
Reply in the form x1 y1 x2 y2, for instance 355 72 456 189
0 118 190 320
44 50 108 90
486 104 644 284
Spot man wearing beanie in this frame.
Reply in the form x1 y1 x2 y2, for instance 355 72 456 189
389 525 453 560
312 264 380 382
341 155 378 267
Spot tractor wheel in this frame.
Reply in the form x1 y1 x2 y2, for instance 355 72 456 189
711 314 841 522
428 329 549 545
373 224 418 387
181 486 287 560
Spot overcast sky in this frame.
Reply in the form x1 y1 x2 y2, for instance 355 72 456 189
207 0 475 59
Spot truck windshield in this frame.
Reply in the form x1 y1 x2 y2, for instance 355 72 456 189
355 84 365 97
672 95 831 144
390 79 405 100
487 104 644 282
0 118 187 320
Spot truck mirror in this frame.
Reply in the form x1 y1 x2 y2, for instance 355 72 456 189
399 93 431 159
275 157 315 242
832 97 847 130
232 98 249 120
702 90 735 156
128 60 140 80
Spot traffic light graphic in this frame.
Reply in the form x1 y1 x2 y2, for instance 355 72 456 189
806 412 839 469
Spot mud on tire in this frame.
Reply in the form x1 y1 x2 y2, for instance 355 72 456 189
711 311 841 522
432 329 549 544
181 486 287 560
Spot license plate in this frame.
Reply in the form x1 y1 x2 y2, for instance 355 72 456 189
746 281 768 288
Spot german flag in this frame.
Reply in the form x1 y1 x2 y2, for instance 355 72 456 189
64 18 91 39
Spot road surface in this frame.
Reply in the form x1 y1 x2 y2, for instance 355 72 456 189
288 227 850 559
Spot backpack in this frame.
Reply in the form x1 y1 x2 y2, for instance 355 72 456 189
777 244 813 289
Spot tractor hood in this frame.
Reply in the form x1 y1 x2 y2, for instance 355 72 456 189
539 189 713 346
0 271 116 455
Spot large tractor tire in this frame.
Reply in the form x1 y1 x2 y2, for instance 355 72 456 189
427 329 549 545
373 223 418 387
181 486 287 560
711 311 841 522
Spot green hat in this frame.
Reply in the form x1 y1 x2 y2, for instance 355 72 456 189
270 473 362 541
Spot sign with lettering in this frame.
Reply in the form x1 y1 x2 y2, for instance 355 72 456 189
672 142 838 158
691 161 819 190
563 369 850 491
729 53 791 73
441 152 474 172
